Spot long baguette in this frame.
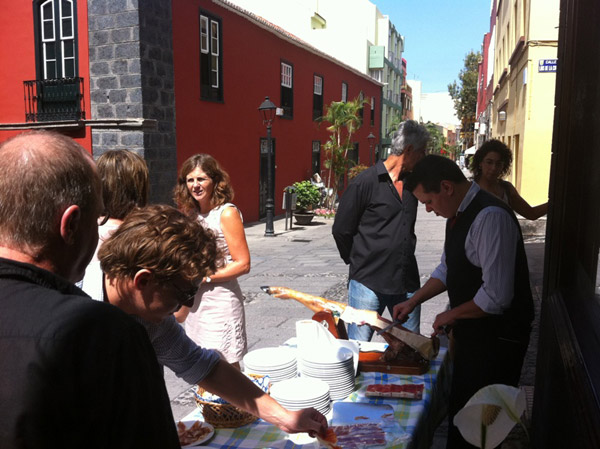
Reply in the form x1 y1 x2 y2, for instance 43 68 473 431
260 286 347 315
261 285 439 360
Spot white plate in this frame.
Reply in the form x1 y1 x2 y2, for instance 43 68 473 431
270 377 330 401
243 347 296 369
177 420 214 447
302 346 353 364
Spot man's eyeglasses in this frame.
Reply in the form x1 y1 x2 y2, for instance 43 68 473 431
171 282 199 307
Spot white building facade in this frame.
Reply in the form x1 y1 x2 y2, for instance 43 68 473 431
228 0 405 150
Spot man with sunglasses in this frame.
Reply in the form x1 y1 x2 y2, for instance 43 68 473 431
99 204 328 436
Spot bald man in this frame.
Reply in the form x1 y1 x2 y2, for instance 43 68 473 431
0 131 180 448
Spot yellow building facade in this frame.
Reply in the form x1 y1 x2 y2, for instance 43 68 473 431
492 0 559 204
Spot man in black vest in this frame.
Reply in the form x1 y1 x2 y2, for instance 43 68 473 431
393 155 533 449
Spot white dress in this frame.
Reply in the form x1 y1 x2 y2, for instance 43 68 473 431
80 221 120 301
184 203 248 363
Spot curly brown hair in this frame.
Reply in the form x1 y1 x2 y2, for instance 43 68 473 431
173 154 234 215
97 150 148 220
471 139 513 181
98 204 220 283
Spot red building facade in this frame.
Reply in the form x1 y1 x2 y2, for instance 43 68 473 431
171 0 381 221
0 0 381 222
0 0 92 148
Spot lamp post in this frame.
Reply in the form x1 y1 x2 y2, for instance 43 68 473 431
367 132 376 165
258 96 277 237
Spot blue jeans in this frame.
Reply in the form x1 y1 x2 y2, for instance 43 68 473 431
347 279 421 341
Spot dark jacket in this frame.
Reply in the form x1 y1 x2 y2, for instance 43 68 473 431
0 258 180 449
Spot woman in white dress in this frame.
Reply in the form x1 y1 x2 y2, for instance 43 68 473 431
174 154 250 369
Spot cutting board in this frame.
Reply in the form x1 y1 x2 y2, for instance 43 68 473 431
358 351 429 375
331 402 394 426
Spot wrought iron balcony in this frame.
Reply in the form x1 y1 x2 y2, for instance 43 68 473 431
23 77 85 122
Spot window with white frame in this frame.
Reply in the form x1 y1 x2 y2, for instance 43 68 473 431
370 97 375 126
313 74 323 120
200 11 223 101
35 0 78 79
280 61 293 117
341 82 348 102
359 91 364 120
281 63 293 88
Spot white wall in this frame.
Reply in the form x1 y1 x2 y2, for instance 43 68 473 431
227 0 389 75
420 92 459 127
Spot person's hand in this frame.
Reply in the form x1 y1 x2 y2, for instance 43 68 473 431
392 299 415 324
431 310 456 337
278 407 327 436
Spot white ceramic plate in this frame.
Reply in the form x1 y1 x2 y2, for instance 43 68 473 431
270 377 330 401
178 420 215 447
243 347 296 369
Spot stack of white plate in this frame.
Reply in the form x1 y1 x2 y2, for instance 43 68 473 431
299 347 355 401
270 377 331 415
243 347 297 383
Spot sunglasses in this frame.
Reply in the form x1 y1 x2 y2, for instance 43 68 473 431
171 282 199 308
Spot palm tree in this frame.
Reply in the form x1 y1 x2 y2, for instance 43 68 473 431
320 96 364 208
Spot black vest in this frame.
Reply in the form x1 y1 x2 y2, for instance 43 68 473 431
445 189 534 340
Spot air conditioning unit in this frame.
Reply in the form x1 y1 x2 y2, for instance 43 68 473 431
498 111 507 121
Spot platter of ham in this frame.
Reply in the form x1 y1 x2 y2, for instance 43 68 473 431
270 377 332 415
299 347 355 401
243 347 297 383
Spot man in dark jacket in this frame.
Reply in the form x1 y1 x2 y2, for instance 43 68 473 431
0 131 181 448
332 120 429 339
394 155 533 449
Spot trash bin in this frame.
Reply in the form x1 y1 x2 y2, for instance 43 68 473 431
282 186 297 230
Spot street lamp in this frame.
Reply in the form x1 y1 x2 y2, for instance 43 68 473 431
367 132 376 165
258 96 277 237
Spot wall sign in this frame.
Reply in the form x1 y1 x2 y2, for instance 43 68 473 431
538 59 557 72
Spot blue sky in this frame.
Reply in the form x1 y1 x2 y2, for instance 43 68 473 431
372 0 492 93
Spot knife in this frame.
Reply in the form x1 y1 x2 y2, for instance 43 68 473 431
376 319 402 335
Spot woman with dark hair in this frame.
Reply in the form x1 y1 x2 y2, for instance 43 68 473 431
471 139 548 220
80 149 149 299
174 154 250 369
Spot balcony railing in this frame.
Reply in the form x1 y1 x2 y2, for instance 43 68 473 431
24 77 85 122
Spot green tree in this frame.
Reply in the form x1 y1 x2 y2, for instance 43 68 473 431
424 121 447 155
448 50 480 147
386 110 403 138
321 96 364 208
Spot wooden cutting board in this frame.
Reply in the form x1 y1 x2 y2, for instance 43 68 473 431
358 351 429 375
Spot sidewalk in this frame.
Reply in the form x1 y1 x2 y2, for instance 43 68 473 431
166 205 543 449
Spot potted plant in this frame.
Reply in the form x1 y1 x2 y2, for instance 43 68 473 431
292 180 320 225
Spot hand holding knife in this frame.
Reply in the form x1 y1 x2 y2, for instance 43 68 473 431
375 319 402 335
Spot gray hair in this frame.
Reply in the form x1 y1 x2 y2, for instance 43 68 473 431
390 120 430 156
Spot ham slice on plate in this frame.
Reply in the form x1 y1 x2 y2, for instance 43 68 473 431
365 383 424 400
330 423 387 449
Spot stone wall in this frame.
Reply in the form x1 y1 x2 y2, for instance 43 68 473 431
87 0 176 204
